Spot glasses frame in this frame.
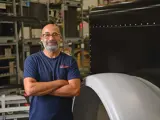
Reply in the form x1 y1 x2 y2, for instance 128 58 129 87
42 32 60 39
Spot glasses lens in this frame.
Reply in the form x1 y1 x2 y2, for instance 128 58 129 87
43 32 59 39
43 33 50 38
52 32 59 36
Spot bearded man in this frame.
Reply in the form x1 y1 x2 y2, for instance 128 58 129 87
23 24 81 120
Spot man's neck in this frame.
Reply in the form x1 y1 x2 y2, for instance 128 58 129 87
43 49 60 58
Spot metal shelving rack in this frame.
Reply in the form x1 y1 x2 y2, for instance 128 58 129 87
0 0 49 84
0 0 20 85
0 0 86 84
20 0 84 64
49 0 83 42
20 0 49 65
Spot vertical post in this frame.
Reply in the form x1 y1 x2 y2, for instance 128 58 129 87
80 0 84 70
20 0 25 65
88 6 91 74
80 0 84 39
1 94 6 119
61 3 66 49
13 0 20 84
47 0 50 22
29 26 32 56
29 27 32 40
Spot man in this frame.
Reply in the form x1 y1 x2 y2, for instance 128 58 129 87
23 24 81 120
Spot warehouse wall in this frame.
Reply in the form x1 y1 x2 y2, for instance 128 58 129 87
83 0 98 9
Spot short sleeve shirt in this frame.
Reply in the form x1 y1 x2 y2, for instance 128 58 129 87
24 51 81 120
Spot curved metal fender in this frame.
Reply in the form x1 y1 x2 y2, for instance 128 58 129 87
84 73 160 120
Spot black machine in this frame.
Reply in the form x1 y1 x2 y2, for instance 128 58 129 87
89 0 160 87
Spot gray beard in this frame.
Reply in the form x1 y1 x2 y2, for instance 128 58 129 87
45 45 58 52
42 41 59 52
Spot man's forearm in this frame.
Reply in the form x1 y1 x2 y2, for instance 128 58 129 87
31 88 53 96
26 80 68 96
49 84 79 97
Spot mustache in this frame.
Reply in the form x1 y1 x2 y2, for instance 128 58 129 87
46 40 57 44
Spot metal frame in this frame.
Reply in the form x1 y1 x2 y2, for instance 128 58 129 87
13 0 20 84
20 0 25 65
0 94 29 120
61 0 83 42
21 0 50 64
59 0 85 68
0 0 20 84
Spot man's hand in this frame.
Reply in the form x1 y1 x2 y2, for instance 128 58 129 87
49 79 81 97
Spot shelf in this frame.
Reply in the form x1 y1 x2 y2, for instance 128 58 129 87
0 12 14 16
0 66 9 69
23 38 40 45
23 38 40 41
0 56 16 60
0 15 41 24
0 20 14 23
0 37 14 41
0 73 16 78
0 66 16 69
49 0 82 9
0 107 29 113
65 37 82 42
0 84 23 90
64 0 81 7
0 1 17 4
49 3 62 9
0 42 17 46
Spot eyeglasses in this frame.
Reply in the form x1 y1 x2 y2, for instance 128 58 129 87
42 32 60 39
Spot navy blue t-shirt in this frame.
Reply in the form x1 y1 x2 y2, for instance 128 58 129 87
23 51 80 120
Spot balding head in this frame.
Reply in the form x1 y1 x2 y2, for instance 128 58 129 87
42 24 61 35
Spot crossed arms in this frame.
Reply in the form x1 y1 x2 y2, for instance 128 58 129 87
24 77 81 97
23 55 81 97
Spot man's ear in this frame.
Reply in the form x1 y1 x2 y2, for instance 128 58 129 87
59 34 63 40
40 36 43 41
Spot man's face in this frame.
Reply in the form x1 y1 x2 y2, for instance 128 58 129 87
41 27 61 52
